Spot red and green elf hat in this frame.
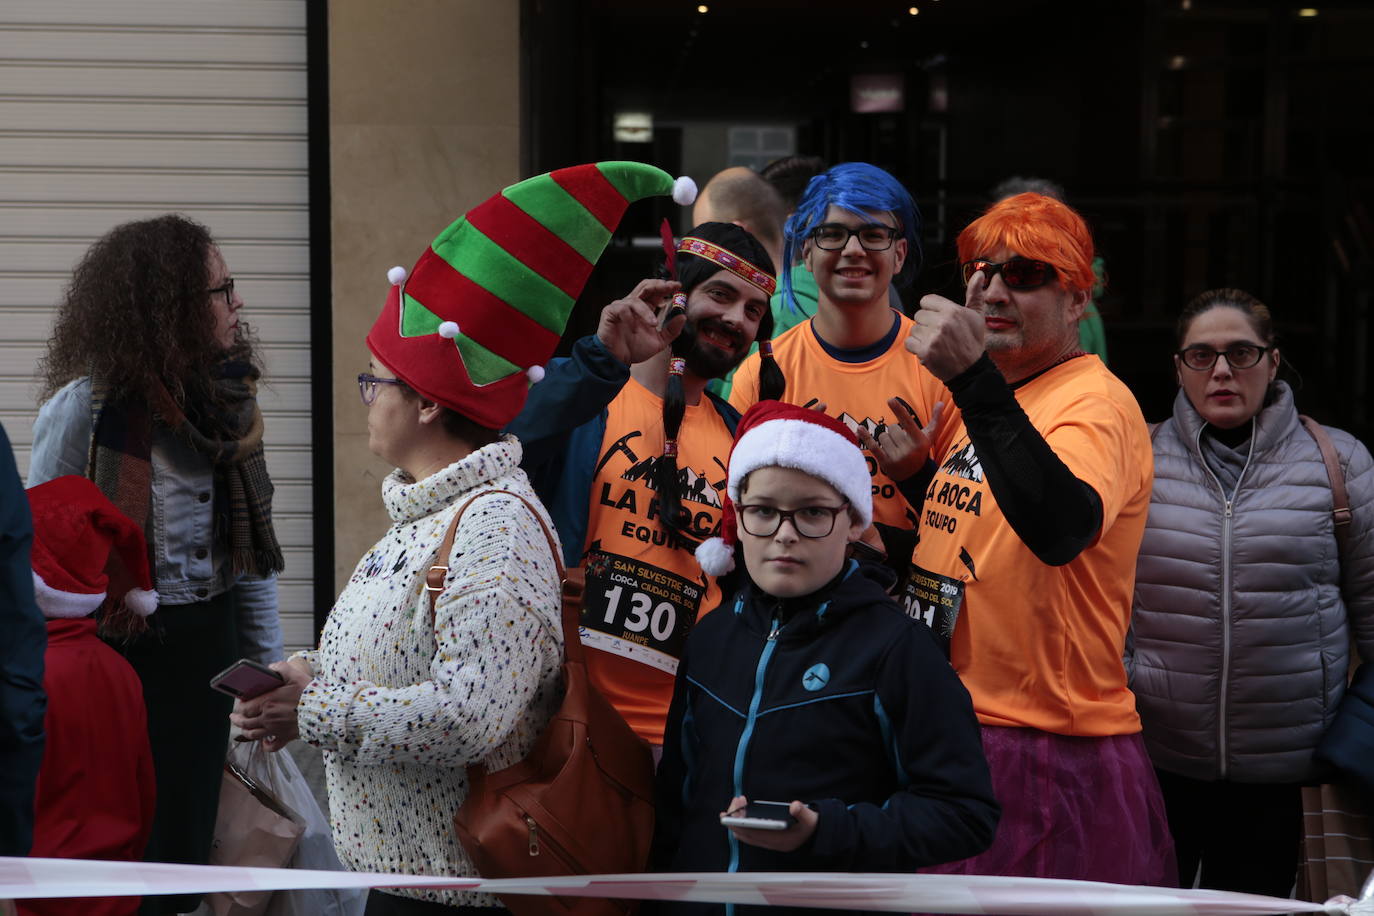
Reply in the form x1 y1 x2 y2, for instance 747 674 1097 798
367 161 697 429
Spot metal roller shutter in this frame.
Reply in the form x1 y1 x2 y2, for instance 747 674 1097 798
0 1 315 651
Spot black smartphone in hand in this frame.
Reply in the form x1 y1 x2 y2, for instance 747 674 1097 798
719 800 797 831
210 658 285 699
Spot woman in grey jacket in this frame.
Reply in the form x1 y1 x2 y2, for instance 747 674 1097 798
28 214 283 915
1129 288 1374 895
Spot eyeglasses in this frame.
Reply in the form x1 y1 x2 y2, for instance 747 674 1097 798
809 223 901 251
208 278 235 305
961 257 1056 290
357 372 405 405
737 502 850 539
1175 344 1273 371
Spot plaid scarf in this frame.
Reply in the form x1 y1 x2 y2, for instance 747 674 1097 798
90 362 285 591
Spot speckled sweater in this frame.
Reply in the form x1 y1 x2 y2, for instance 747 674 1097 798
296 437 563 907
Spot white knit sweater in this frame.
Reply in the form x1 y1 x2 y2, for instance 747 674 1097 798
297 436 563 907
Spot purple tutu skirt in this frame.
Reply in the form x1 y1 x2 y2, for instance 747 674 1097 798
927 726 1177 886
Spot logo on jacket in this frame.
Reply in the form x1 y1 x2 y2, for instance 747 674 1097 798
802 663 830 692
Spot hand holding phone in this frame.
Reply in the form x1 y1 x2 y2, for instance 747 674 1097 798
210 658 286 699
719 799 798 831
719 796 818 853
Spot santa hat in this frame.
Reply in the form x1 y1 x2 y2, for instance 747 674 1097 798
27 475 158 621
367 161 697 429
695 401 872 576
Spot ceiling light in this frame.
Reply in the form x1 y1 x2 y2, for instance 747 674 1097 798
697 4 709 12
908 5 919 13
1298 8 1319 16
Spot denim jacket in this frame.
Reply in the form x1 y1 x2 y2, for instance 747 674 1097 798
28 378 283 663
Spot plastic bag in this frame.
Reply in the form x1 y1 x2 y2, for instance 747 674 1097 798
206 741 305 916
262 745 366 916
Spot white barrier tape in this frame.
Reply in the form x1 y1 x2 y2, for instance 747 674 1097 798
1 857 1368 915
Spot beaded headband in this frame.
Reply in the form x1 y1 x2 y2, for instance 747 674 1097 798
676 237 777 297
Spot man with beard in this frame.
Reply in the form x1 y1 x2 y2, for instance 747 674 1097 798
508 221 781 751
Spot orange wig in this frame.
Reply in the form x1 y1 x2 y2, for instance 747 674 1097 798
957 192 1096 296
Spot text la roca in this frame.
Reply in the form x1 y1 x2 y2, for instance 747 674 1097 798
921 478 985 535
599 482 721 549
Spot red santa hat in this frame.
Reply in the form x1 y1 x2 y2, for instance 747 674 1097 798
695 400 873 576
27 475 158 620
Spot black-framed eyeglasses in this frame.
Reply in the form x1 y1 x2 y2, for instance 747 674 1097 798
357 373 405 405
1175 344 1273 371
809 223 901 251
961 257 1056 290
208 278 235 306
737 502 850 539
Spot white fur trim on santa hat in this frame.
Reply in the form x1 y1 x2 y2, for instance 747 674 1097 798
31 570 105 619
727 417 873 529
387 265 408 286
695 536 735 577
672 175 698 206
526 364 546 384
438 320 460 339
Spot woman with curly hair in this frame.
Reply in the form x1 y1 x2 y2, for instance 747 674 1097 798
28 213 284 915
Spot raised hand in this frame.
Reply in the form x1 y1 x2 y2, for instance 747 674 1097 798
596 278 686 365
856 398 944 481
906 270 988 381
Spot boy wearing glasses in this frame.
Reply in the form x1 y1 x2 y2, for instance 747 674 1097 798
727 162 933 570
891 192 1175 885
652 401 997 908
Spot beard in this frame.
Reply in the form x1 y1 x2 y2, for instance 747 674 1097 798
672 315 750 380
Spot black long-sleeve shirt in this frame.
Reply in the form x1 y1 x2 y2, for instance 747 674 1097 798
903 354 1103 566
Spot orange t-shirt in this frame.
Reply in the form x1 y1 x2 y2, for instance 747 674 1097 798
579 378 732 745
905 356 1152 736
729 312 928 530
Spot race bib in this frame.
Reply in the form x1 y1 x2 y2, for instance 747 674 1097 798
578 550 704 675
901 563 964 655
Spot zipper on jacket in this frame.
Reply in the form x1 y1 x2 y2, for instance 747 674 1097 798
1217 500 1234 778
1192 421 1255 780
526 815 539 856
726 607 784 879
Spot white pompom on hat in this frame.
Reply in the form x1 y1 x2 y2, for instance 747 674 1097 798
27 475 158 620
695 400 872 576
672 175 698 206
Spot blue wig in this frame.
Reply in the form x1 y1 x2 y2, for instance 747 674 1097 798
779 162 922 315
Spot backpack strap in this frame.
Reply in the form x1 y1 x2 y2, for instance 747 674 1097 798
425 489 578 660
1299 415 1352 557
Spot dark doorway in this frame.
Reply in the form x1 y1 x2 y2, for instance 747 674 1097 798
523 0 1374 443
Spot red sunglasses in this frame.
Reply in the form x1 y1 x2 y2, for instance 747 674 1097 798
961 257 1056 290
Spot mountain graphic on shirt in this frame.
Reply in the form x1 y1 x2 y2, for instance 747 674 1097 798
939 442 984 483
622 456 724 509
836 412 891 440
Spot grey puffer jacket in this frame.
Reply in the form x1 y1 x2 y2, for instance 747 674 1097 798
1129 382 1374 783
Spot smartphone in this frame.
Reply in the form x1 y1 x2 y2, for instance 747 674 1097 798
719 800 797 831
210 658 285 699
